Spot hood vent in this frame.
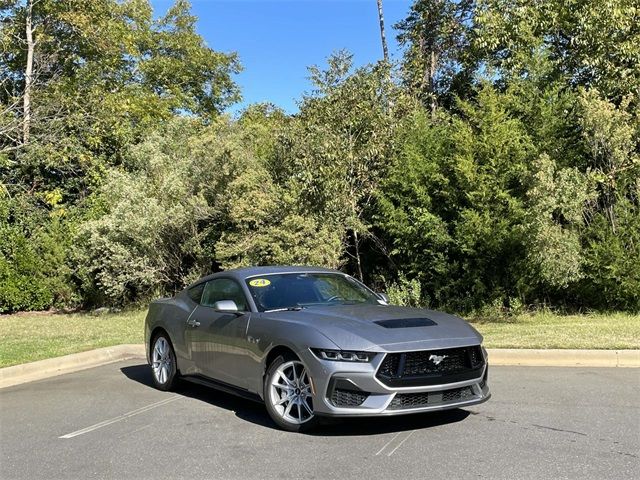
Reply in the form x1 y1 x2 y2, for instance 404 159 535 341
374 318 437 329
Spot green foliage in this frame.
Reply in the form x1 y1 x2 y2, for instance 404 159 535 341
475 0 640 100
280 51 410 278
395 0 475 106
581 201 640 311
377 83 536 310
575 89 640 310
1 0 241 310
1 0 638 314
0 193 75 312
386 274 423 308
522 154 594 290
74 117 343 305
1 0 241 203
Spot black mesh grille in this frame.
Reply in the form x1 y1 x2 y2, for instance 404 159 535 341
403 349 467 376
377 352 400 377
470 346 483 367
377 346 484 387
388 386 475 410
330 388 369 407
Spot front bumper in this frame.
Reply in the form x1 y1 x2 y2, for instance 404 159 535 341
299 347 490 417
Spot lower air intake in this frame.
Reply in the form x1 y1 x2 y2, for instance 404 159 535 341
330 388 369 407
387 386 475 410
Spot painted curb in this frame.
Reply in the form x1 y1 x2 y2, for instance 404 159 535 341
486 348 640 368
1 345 638 389
0 344 145 389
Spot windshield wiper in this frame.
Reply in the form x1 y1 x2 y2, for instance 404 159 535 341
264 306 305 313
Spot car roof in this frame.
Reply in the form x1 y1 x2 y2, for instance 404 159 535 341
191 265 342 287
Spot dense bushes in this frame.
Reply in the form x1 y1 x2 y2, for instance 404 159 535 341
0 194 74 312
1 0 638 313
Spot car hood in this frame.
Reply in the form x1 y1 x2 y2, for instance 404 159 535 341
263 304 482 352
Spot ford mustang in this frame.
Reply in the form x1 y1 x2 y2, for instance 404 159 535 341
145 266 490 431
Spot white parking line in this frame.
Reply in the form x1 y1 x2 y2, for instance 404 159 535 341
376 430 416 456
375 432 402 456
386 430 415 456
59 396 180 439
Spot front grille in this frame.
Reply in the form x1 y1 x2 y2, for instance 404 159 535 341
330 388 369 407
377 352 400 377
403 349 467 376
388 386 475 410
377 346 485 387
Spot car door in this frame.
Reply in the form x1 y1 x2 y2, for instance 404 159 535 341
187 277 251 388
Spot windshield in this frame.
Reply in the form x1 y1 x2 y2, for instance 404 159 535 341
245 272 381 312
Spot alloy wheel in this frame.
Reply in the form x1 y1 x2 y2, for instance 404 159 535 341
269 360 314 424
152 336 173 385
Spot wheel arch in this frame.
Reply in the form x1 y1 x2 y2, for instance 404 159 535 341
263 345 299 375
150 326 172 347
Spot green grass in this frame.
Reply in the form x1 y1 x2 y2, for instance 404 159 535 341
0 310 638 368
0 310 146 368
470 311 640 350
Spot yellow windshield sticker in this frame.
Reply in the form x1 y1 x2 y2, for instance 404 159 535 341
249 278 271 287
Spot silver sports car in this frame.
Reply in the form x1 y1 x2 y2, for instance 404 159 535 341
145 266 490 431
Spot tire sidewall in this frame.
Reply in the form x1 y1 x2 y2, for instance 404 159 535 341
263 354 317 432
151 333 177 391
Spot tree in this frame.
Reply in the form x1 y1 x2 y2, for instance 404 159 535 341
395 0 475 114
475 0 640 102
377 83 540 310
281 52 405 279
21 0 33 143
1 0 241 198
0 0 242 310
74 114 346 305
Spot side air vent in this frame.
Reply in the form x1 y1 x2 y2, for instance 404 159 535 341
327 378 370 408
331 389 369 407
374 318 437 329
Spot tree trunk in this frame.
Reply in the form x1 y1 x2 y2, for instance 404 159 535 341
353 229 364 281
23 0 35 144
376 0 389 62
429 50 437 117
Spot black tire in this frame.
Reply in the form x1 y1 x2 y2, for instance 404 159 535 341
264 353 319 432
150 333 179 391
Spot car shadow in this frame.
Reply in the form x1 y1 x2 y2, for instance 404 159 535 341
121 364 470 436
121 364 274 428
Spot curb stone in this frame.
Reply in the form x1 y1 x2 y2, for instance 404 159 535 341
0 344 145 389
487 348 640 368
1 345 638 389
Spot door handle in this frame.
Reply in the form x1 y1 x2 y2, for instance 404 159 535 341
187 319 200 327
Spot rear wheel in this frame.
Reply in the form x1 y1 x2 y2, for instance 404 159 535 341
264 354 318 432
151 334 178 391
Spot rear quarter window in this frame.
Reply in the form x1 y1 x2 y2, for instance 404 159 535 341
187 283 205 303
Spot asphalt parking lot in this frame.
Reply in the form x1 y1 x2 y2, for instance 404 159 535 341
1 361 638 480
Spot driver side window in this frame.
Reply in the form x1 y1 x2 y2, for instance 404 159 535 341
201 278 248 311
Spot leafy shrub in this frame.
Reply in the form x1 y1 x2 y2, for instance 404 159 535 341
386 274 423 307
0 194 75 312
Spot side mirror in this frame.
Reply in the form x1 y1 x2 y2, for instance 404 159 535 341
213 300 239 313
377 292 390 304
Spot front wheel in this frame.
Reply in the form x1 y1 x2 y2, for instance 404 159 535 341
264 355 318 432
151 334 178 391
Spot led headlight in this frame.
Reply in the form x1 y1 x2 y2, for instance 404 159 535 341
311 348 374 362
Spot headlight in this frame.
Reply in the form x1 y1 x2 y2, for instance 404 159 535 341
310 348 374 362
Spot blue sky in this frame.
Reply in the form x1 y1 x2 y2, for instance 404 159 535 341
150 0 412 113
